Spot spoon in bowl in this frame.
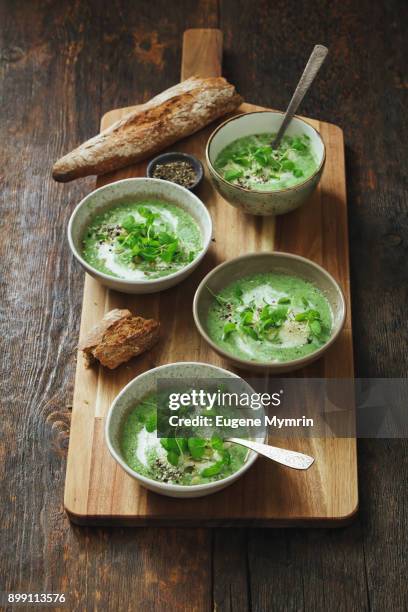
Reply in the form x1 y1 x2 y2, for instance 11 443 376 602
272 44 328 150
226 437 314 470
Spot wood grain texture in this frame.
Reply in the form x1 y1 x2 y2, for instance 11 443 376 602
1 0 407 610
220 1 408 609
64 29 357 526
0 3 217 610
181 28 223 79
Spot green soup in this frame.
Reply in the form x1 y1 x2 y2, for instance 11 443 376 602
120 393 248 486
214 133 318 191
82 200 202 280
207 273 332 363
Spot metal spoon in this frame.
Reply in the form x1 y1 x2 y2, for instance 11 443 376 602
226 438 314 470
272 44 328 149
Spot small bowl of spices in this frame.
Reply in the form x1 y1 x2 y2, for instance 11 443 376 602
147 152 204 191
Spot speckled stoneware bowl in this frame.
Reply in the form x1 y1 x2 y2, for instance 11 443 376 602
68 178 212 294
193 252 346 373
105 362 265 499
206 111 326 216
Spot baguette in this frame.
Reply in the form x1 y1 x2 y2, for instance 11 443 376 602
52 76 242 182
79 308 160 369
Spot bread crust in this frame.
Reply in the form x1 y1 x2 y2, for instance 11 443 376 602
52 76 242 182
79 308 160 369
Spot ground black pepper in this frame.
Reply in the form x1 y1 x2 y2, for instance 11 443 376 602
152 160 197 188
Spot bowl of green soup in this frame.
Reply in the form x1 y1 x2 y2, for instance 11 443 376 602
105 362 264 498
206 111 326 216
68 178 212 293
193 253 346 373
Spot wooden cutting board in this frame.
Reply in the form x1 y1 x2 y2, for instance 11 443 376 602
64 29 358 526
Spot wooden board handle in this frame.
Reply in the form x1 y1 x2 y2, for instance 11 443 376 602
181 29 223 80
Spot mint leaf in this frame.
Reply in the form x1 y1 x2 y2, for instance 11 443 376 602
260 304 272 320
160 438 180 454
161 241 179 263
240 309 254 325
187 438 206 460
201 462 223 477
221 449 231 465
225 168 244 181
167 450 180 467
232 154 251 167
309 320 322 336
260 317 274 330
158 232 174 244
233 286 243 301
281 159 295 171
292 138 307 152
176 438 188 453
222 322 236 340
121 215 136 232
262 306 289 328
211 436 224 451
241 324 259 340
145 413 157 433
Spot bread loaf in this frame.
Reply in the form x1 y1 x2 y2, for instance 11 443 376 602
79 308 160 369
52 76 242 182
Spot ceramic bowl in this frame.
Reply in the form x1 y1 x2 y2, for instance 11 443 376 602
206 111 326 216
146 152 204 191
68 177 212 294
105 362 265 498
193 252 346 373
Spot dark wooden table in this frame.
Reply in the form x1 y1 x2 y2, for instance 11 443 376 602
1 1 407 610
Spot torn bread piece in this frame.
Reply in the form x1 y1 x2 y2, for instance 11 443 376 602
79 308 160 369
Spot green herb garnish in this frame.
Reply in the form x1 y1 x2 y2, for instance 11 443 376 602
216 133 314 187
187 438 206 461
159 435 231 477
222 322 236 340
201 462 223 477
295 308 323 338
145 412 157 433
224 168 244 181
209 280 326 347
115 206 193 267
234 286 244 301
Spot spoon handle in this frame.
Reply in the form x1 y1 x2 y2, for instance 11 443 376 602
227 438 315 470
272 44 328 149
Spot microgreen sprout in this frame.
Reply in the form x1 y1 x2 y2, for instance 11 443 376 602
215 134 313 188
114 206 193 266
211 285 325 345
159 435 231 477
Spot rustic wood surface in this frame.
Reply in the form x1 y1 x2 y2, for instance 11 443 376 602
0 0 407 610
64 28 357 526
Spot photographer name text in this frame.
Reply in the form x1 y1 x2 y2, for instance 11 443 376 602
167 414 314 430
